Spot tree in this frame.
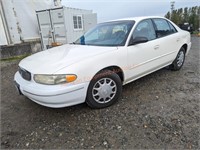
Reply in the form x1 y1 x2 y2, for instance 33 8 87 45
183 7 189 22
165 11 170 19
165 6 200 31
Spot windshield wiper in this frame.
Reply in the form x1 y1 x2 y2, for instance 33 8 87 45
70 42 80 45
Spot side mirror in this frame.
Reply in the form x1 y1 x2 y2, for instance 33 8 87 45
129 36 148 46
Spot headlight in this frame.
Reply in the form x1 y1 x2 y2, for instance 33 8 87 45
34 74 77 85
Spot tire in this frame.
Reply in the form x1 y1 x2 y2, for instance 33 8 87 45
86 70 122 109
170 47 186 71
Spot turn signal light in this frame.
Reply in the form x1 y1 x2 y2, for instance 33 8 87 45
66 75 77 82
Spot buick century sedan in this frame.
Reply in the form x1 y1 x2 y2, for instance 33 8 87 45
14 16 191 108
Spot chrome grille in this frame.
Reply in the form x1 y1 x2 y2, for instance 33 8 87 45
19 67 31 81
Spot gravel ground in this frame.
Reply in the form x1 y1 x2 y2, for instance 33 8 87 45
1 37 200 149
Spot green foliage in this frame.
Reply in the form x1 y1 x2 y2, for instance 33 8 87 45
165 6 200 30
0 54 29 62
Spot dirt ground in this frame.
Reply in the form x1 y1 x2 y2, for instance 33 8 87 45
1 37 200 149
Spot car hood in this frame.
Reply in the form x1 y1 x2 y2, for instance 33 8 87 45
19 44 117 74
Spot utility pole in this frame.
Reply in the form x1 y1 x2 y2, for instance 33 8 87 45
170 1 175 20
54 0 62 7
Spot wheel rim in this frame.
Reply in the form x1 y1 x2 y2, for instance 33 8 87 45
177 51 184 67
92 78 117 104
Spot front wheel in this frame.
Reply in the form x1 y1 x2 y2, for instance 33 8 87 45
86 70 122 109
170 47 186 71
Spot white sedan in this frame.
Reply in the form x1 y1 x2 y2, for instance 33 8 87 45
14 16 191 108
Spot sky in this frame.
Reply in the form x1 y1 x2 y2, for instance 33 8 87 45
61 0 199 23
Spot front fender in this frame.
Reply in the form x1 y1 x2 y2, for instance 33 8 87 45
55 47 128 85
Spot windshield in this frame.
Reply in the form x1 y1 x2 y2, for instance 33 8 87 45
73 21 135 46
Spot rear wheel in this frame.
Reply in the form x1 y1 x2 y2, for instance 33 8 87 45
86 70 122 108
170 47 186 71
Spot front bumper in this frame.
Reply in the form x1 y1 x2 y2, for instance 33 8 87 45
14 72 89 108
186 42 192 55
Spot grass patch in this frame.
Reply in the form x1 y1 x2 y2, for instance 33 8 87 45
192 31 199 34
0 54 30 62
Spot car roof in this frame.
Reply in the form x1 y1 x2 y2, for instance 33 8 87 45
101 16 166 23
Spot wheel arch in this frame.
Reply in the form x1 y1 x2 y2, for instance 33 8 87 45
93 65 125 82
182 43 188 53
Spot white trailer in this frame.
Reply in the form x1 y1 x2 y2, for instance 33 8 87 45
36 7 97 50
0 2 8 46
0 0 52 46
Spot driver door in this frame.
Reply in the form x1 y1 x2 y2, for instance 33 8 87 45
126 19 160 81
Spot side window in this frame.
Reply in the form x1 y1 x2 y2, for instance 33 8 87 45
132 19 156 41
153 19 174 38
73 15 83 30
73 16 78 29
168 21 177 33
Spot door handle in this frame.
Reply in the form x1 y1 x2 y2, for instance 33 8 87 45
154 45 160 50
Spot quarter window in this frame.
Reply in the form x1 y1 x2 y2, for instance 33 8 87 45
153 19 175 38
132 19 156 41
168 22 177 33
73 15 83 30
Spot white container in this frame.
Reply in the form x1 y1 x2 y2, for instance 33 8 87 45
0 5 8 46
0 0 52 46
36 7 97 50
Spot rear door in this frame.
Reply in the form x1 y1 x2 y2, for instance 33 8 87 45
36 10 52 50
50 8 67 45
152 18 181 65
